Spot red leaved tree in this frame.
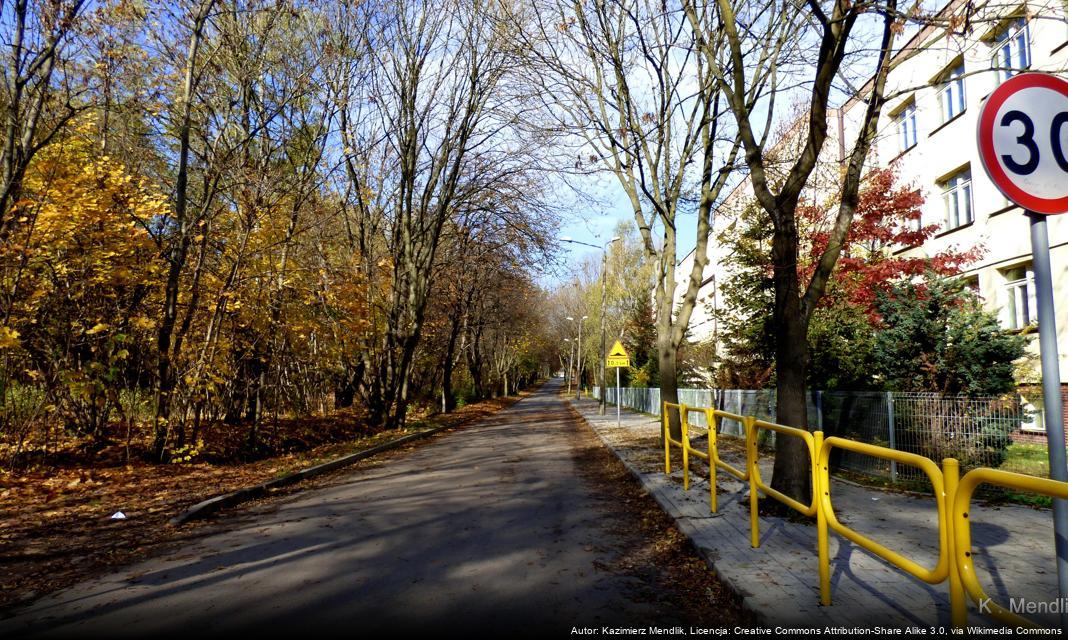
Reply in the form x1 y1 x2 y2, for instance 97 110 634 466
799 167 982 317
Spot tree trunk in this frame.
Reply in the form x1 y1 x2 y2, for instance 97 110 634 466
152 0 215 461
441 311 462 412
658 334 680 440
769 314 811 503
768 221 812 503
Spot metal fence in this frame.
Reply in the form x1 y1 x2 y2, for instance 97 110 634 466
593 386 1035 481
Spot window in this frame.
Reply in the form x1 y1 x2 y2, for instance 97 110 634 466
1020 396 1045 432
991 18 1031 81
940 168 973 230
895 102 917 153
938 63 966 123
1001 264 1037 330
907 211 923 233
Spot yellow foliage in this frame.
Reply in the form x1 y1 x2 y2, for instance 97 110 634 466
0 326 20 349
12 124 168 320
85 323 109 336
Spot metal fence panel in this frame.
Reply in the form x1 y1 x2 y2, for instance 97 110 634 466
593 385 1036 480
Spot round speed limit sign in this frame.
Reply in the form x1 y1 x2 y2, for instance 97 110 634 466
978 72 1068 215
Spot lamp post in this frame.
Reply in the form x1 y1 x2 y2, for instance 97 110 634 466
564 336 574 395
561 235 621 413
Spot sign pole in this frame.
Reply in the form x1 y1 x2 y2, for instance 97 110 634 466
606 340 630 428
1029 211 1068 624
616 366 621 428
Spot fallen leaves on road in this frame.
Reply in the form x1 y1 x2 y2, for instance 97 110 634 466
570 416 752 626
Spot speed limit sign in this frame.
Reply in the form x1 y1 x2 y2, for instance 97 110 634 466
977 72 1068 214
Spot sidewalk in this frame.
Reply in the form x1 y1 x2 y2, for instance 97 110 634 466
569 396 1060 628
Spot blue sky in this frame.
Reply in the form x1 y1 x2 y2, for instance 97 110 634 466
550 176 701 286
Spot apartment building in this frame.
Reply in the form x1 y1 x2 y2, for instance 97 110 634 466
676 0 1068 430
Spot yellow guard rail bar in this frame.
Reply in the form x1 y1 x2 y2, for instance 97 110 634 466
953 468 1068 628
679 406 712 509
662 402 686 477
704 409 750 514
747 420 822 549
816 437 959 610
664 404 754 515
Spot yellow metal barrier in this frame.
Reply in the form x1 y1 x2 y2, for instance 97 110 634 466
953 468 1068 628
816 437 956 609
655 399 1067 629
666 405 754 515
666 404 754 515
679 407 712 510
747 419 822 549
662 402 686 476
704 409 750 514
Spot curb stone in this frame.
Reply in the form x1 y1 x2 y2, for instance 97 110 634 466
564 397 768 626
169 424 453 525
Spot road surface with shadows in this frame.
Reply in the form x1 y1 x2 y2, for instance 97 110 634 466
1 378 743 638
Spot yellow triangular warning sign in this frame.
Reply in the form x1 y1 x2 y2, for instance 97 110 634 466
609 340 628 357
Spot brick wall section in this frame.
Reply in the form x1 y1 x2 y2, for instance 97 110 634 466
1009 383 1068 445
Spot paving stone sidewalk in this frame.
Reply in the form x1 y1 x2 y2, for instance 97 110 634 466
570 396 1060 629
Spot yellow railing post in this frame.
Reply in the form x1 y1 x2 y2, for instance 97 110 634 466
815 430 831 606
662 402 671 475
707 409 717 514
943 458 965 630
681 403 690 491
746 416 760 549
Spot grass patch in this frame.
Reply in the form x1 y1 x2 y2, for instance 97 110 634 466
1001 443 1050 478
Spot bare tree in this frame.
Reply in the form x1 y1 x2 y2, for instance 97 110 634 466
0 0 88 237
330 0 518 429
685 0 901 501
508 0 743 436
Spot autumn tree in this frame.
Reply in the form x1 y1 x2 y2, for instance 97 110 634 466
0 0 560 467
330 0 534 429
0 0 89 238
428 176 555 411
140 0 335 456
0 124 166 438
716 168 980 389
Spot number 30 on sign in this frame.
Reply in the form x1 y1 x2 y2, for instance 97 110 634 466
977 72 1068 215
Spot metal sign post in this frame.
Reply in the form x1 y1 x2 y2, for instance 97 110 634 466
978 72 1068 626
616 366 621 428
606 340 630 429
1029 211 1068 613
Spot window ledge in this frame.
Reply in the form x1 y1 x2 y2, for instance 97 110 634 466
929 110 966 137
889 144 917 164
1020 426 1047 433
988 203 1016 217
935 220 974 238
891 242 923 256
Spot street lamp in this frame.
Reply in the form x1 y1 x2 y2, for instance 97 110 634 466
563 337 574 395
561 235 622 414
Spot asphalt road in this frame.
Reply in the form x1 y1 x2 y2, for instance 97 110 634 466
2 379 720 638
